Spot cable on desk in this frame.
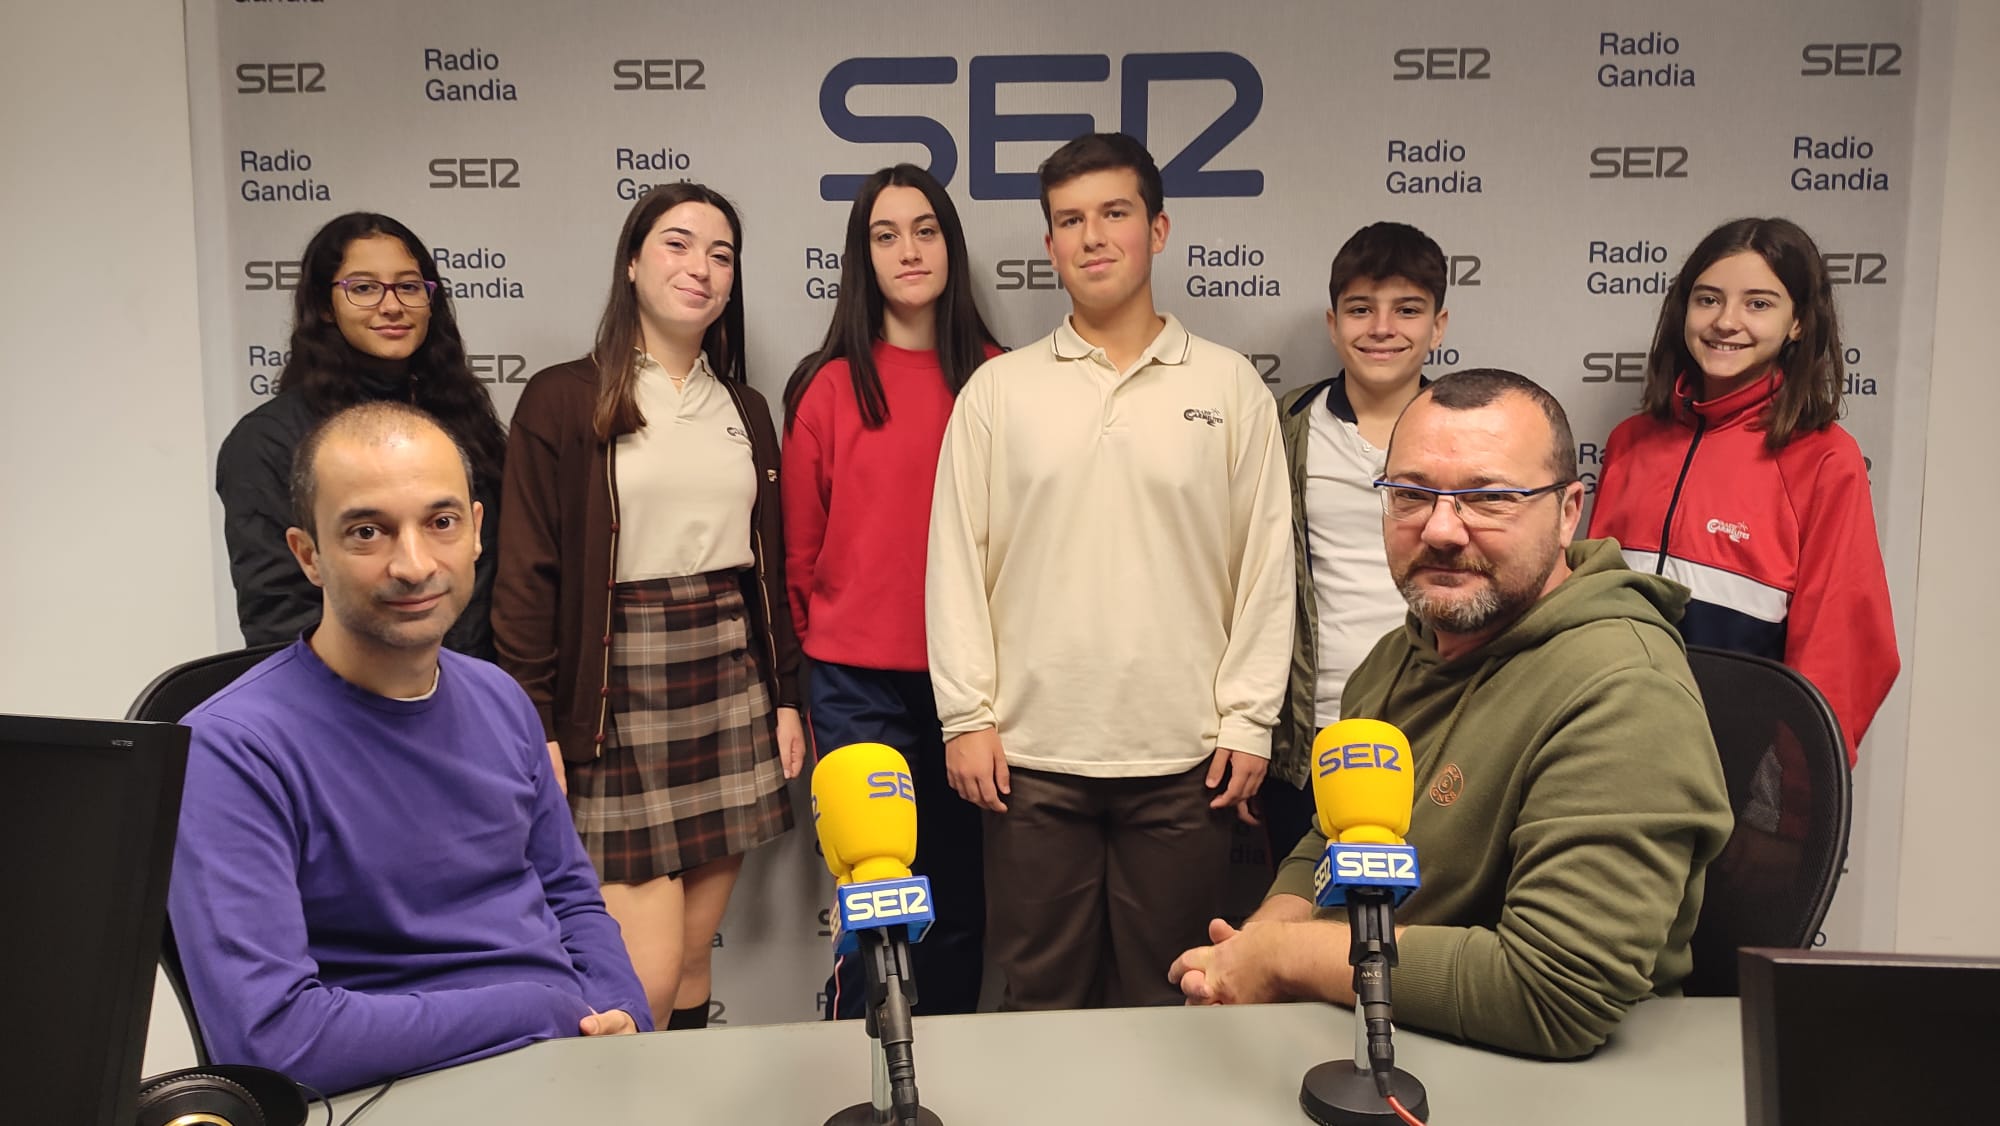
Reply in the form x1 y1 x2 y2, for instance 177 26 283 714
337 1077 397 1125
295 1080 333 1126
1385 1092 1425 1126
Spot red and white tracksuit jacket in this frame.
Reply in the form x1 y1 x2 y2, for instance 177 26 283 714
1589 371 1898 766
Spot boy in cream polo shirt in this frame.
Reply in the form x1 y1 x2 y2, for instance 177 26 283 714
926 133 1293 1009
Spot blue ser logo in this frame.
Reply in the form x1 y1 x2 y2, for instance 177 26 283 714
818 52 1264 201
867 770 916 800
1313 843 1421 908
1315 741 1403 777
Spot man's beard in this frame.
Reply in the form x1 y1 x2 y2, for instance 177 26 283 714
1397 546 1555 637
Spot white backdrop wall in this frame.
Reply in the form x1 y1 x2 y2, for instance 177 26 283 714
1897 0 2000 957
2 0 218 1080
173 0 1946 1026
1 5 217 720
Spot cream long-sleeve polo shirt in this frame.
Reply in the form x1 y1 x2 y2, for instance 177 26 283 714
925 315 1294 778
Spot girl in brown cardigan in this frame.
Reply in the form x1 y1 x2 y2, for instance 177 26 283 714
493 183 804 1031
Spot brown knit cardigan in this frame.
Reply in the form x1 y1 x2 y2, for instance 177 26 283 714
492 356 801 764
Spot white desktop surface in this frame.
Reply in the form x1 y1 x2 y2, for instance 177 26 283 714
328 997 1743 1124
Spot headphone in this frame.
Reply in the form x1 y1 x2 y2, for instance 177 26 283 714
135 1065 308 1126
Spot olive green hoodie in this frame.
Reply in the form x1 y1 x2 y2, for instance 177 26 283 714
1268 538 1732 1058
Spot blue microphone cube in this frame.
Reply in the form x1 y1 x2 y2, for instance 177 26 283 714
1313 843 1420 909
832 875 935 955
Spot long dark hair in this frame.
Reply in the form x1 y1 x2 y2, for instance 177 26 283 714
278 212 506 490
1642 217 1844 451
592 182 748 441
782 164 1000 431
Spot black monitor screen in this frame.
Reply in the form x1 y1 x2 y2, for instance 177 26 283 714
0 714 188 1126
1741 946 2000 1122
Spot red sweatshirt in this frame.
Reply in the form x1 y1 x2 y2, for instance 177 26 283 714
782 341 994 670
1589 370 1898 764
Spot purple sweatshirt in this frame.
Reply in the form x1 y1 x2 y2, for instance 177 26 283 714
167 639 652 1094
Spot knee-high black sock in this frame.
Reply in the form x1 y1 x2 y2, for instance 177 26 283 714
666 1001 709 1030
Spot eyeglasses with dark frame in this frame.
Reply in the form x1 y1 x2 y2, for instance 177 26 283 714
333 278 439 308
1372 479 1573 528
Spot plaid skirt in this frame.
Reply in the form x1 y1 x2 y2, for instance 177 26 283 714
569 570 793 884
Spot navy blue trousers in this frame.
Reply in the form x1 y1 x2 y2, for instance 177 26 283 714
809 659 985 1018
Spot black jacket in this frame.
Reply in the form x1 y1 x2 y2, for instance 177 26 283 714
215 389 501 658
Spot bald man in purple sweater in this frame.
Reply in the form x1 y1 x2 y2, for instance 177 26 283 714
169 402 650 1094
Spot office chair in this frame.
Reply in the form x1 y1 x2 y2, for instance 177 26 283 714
126 642 286 1065
1682 645 1853 997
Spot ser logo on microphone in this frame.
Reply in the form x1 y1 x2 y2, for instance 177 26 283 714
1314 844 1421 908
866 770 916 800
1316 740 1403 775
841 880 932 924
833 875 936 953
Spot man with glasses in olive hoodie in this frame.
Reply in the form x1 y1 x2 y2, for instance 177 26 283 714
1170 369 1732 1060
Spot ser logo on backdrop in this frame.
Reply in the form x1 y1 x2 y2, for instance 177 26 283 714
242 259 302 291
1247 354 1281 386
236 62 325 94
1825 252 1889 286
1391 46 1492 81
612 58 708 90
428 157 522 189
995 259 1061 292
1800 43 1902 77
468 354 529 385
1581 351 1646 384
1588 145 1689 178
818 52 1263 201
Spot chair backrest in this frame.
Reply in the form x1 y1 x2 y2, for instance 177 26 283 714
125 642 287 1065
1682 645 1853 997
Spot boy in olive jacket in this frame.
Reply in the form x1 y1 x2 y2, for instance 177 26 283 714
1170 371 1731 1059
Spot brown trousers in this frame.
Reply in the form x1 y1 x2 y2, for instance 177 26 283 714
982 762 1235 1009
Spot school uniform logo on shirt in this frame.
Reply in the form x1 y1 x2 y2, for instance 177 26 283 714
1182 408 1225 427
1704 518 1751 544
1428 763 1465 807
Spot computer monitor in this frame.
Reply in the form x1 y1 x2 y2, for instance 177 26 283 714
1740 946 2000 1122
0 714 189 1126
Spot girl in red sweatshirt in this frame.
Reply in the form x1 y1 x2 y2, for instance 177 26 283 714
781 164 1003 1018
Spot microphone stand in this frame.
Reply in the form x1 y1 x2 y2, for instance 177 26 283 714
1300 889 1429 1125
827 929 941 1126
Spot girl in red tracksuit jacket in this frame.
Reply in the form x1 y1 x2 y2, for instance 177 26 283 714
1589 217 1897 767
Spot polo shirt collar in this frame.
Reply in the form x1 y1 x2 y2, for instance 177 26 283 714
1051 313 1193 370
634 349 715 384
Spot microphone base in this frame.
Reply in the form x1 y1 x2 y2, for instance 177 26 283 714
1300 1060 1429 1125
826 1102 943 1126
